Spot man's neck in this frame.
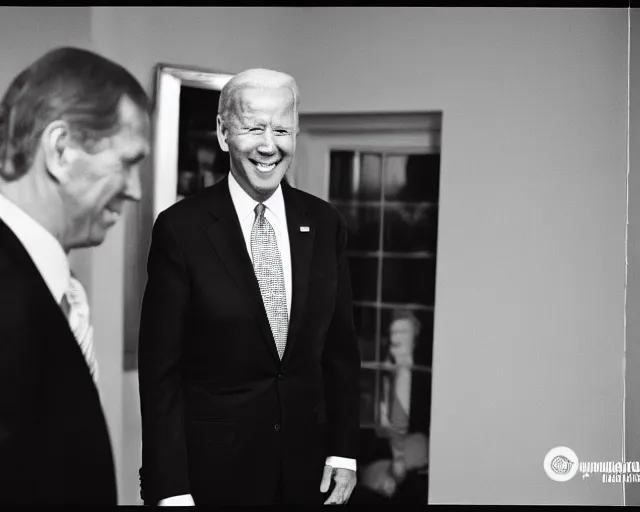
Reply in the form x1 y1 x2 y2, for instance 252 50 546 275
0 171 67 253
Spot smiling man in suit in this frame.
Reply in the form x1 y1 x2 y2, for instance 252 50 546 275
138 68 361 506
0 47 151 504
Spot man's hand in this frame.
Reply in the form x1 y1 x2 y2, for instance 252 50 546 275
320 465 357 504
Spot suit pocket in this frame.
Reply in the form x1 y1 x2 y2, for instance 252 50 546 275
186 418 237 448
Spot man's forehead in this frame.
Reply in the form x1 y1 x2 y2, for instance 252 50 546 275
232 86 295 113
118 95 150 134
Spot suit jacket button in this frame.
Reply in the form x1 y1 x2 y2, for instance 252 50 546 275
274 423 281 432
277 373 285 381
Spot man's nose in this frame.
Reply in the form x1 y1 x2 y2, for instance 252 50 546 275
124 166 142 202
257 127 276 154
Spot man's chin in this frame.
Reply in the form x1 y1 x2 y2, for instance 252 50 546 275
249 175 284 197
70 230 108 250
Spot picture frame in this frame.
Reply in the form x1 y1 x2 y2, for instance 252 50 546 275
151 63 234 223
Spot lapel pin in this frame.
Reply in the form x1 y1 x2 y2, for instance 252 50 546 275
300 226 310 232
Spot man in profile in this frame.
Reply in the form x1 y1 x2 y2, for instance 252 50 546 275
0 47 151 504
138 68 361 506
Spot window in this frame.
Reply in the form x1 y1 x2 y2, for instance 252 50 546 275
327 150 439 429
294 112 440 503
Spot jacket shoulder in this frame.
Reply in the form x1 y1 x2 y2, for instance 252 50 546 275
287 186 344 226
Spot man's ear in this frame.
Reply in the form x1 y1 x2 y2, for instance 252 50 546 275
41 120 77 184
216 115 229 153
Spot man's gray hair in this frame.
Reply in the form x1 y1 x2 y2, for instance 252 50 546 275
218 68 300 128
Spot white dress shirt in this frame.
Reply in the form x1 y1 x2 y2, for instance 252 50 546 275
0 193 69 304
160 174 356 506
228 171 293 316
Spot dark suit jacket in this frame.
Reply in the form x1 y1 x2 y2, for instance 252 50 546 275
0 220 117 505
138 177 361 506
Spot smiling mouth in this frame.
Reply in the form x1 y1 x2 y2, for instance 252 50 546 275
252 160 281 173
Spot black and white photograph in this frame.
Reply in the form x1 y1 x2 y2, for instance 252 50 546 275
0 4 635 507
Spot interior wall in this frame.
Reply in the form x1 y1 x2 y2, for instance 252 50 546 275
626 7 640 507
289 7 628 505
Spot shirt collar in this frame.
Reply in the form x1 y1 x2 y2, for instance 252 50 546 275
227 170 286 225
0 193 70 303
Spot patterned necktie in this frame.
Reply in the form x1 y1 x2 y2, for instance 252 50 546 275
60 275 99 383
251 203 288 359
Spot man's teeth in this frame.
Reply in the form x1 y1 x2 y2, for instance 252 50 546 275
255 162 277 172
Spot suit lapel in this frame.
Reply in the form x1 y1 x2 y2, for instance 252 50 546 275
281 183 315 364
204 179 281 364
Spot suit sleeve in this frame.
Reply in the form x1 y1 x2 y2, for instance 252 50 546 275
138 211 191 503
322 210 362 460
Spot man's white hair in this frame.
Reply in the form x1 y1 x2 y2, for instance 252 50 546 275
218 68 300 127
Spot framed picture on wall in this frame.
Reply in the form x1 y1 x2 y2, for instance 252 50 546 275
152 63 234 222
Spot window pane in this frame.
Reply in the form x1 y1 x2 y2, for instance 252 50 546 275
384 154 440 203
358 153 383 201
383 204 438 253
353 306 378 362
334 204 381 252
382 257 436 307
329 151 355 200
359 368 377 426
348 256 379 302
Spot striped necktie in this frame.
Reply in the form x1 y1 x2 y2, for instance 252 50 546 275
251 203 289 359
60 275 99 383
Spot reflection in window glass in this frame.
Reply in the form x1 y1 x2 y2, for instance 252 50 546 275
358 153 383 201
382 257 436 307
329 151 355 200
379 307 434 367
384 153 440 202
333 204 381 252
359 369 377 426
383 204 438 253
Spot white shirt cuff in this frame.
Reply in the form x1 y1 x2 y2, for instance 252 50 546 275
325 456 357 471
158 494 195 506
156 459 356 505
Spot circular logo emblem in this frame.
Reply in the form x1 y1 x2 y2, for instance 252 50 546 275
544 446 579 482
